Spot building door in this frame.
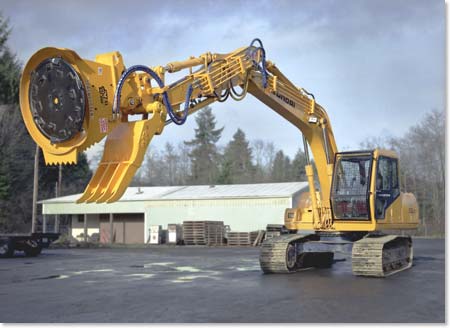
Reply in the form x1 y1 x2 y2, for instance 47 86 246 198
99 213 144 244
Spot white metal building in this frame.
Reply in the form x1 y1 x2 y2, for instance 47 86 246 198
40 182 308 244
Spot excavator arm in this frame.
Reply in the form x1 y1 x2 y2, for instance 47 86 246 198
21 39 336 227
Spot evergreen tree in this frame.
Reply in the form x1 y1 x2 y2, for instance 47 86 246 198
0 104 35 231
216 160 232 184
222 128 255 184
291 148 307 181
138 146 165 186
38 153 92 199
163 142 179 185
0 15 20 105
271 150 292 182
0 14 92 231
184 106 223 184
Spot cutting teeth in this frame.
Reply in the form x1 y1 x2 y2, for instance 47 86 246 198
45 158 76 166
42 150 78 166
77 118 163 203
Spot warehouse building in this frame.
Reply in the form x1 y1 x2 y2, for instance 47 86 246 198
40 182 308 244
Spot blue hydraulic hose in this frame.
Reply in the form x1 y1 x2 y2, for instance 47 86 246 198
113 65 191 125
249 38 268 89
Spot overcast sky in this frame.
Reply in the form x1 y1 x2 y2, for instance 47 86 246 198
1 0 445 160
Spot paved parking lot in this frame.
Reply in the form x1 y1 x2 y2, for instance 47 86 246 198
0 238 444 323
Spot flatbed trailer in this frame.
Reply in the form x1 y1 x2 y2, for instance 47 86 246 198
0 233 60 258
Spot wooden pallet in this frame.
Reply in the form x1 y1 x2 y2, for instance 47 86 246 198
227 232 251 246
227 231 261 246
182 221 225 246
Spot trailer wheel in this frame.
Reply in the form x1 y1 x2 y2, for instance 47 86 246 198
24 240 42 257
0 238 14 258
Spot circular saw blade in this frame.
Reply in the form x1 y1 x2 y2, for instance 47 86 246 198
29 57 86 143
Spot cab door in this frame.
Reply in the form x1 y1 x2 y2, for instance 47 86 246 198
331 152 373 220
375 156 400 219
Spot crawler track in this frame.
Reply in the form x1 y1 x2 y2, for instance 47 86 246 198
352 235 413 277
259 234 333 273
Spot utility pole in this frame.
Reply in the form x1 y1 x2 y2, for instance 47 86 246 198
83 213 88 243
54 164 62 233
31 144 39 233
58 164 62 194
54 182 58 233
109 213 114 245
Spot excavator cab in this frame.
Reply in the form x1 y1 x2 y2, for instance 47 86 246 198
330 149 403 222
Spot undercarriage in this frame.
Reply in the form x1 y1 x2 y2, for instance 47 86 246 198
259 231 413 277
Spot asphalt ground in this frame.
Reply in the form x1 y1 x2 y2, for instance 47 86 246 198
0 238 444 323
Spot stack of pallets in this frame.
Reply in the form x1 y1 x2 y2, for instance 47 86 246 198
182 221 225 246
227 232 251 246
227 231 261 246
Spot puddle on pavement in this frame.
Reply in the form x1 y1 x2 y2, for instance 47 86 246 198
125 273 155 280
28 270 111 282
234 266 260 272
130 263 176 269
175 266 201 273
127 263 221 282
144 262 174 267
414 256 438 262
55 275 69 280
72 269 115 275
240 259 258 262
31 275 62 280
171 275 220 283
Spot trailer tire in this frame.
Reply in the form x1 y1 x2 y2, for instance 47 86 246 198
0 238 15 258
24 242 42 257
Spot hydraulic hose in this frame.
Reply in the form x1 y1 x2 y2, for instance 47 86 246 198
249 38 268 89
113 65 191 125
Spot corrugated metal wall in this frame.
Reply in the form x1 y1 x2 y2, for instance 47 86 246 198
143 197 291 242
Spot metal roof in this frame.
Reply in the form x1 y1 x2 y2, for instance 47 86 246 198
39 182 308 204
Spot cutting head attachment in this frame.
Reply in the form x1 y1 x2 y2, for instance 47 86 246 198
20 47 167 202
29 57 86 143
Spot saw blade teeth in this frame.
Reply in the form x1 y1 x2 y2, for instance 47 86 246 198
45 159 77 165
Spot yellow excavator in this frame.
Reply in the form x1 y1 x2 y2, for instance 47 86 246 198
19 39 418 277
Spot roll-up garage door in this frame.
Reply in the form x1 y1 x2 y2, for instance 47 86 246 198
99 213 144 244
